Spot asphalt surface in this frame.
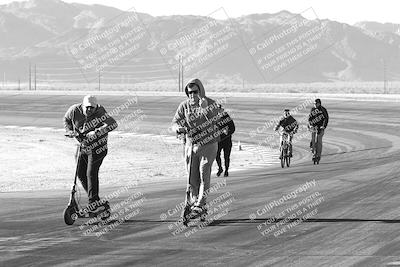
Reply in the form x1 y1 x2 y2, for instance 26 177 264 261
1 92 400 266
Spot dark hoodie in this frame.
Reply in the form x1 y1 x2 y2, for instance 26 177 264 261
172 78 225 146
308 105 329 128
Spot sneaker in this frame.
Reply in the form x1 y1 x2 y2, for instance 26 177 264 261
217 168 223 177
191 205 208 217
224 170 229 177
88 200 109 213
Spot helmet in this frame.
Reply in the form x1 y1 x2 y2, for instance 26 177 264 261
315 98 321 104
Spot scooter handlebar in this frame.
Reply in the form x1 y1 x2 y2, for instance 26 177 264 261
65 131 87 142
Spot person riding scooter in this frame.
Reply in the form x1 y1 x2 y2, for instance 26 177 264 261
64 95 118 213
172 78 224 221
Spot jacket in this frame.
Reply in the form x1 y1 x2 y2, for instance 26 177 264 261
275 115 298 133
308 106 329 128
172 78 224 146
64 104 118 153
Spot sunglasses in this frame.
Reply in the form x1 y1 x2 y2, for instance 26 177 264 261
188 90 199 95
86 106 95 110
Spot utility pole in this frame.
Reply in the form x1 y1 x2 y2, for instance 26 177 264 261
181 56 184 92
29 62 31 91
98 71 101 91
34 64 37 91
178 56 181 92
382 58 387 94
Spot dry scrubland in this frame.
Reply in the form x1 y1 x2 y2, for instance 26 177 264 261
0 127 260 192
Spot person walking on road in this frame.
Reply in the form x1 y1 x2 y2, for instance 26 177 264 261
64 95 118 212
216 111 235 177
172 78 225 216
308 98 329 162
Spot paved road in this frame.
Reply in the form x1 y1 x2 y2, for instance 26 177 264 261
1 93 400 266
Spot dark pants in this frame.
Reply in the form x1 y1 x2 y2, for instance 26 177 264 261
311 129 324 158
216 136 232 170
77 148 107 203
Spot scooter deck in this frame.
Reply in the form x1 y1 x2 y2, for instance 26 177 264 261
78 205 111 219
76 210 111 219
188 209 207 220
182 208 208 226
66 204 111 222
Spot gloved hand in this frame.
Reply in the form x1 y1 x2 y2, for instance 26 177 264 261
192 144 200 153
86 130 97 139
199 98 208 109
65 130 75 138
176 126 186 134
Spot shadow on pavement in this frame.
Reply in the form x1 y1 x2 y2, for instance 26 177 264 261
207 217 400 226
88 217 400 226
323 146 391 157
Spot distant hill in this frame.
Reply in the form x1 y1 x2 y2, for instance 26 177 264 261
0 0 399 87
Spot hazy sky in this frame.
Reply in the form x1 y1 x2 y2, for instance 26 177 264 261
0 0 398 25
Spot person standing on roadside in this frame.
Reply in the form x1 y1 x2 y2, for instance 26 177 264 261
216 110 235 177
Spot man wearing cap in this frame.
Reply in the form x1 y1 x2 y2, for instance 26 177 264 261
274 109 298 158
64 95 118 211
308 98 329 162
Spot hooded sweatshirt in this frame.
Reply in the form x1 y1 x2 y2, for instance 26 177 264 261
172 78 225 146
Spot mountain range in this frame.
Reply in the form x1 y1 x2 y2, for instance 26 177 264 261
0 0 399 86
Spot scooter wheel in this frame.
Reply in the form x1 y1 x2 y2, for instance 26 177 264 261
63 206 77 225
